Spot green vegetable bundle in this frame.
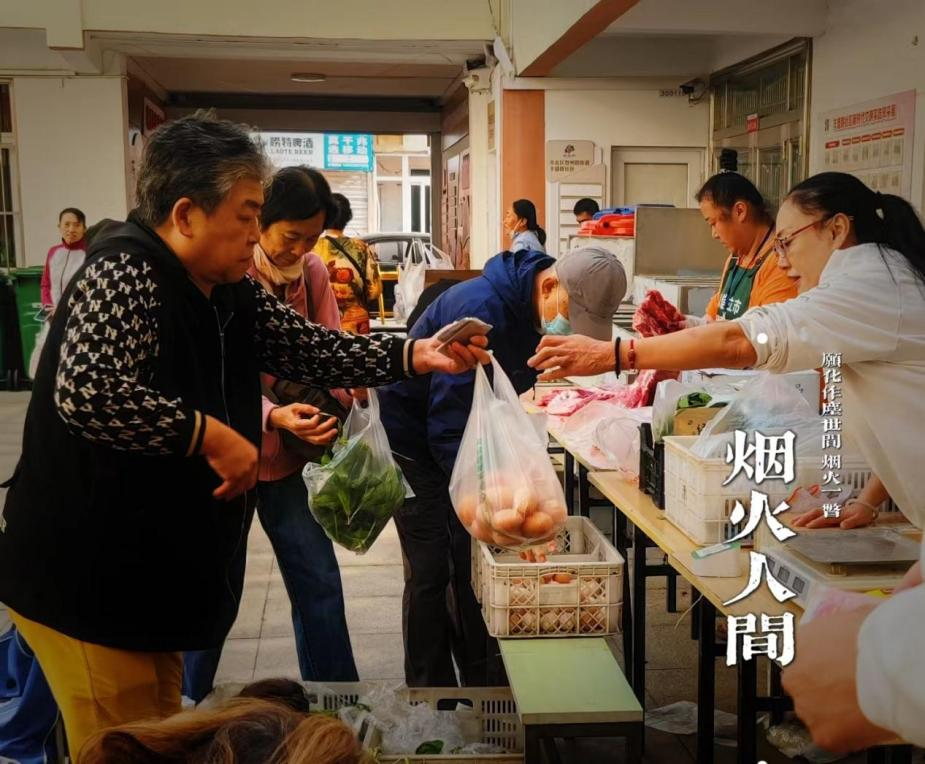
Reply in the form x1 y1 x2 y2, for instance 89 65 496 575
304 391 407 554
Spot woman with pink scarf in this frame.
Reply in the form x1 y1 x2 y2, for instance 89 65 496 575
184 167 358 701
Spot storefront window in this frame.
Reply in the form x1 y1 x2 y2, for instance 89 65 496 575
710 41 810 208
0 84 11 134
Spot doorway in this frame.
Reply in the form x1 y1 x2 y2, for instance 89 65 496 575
610 147 705 208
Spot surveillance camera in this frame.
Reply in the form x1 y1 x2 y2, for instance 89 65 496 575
678 78 707 101
464 73 491 93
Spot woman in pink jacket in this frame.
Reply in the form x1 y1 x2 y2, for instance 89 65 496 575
184 167 358 701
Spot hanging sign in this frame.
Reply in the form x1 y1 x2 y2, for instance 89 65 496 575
546 140 595 181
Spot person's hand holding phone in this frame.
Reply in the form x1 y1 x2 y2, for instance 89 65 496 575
269 403 339 445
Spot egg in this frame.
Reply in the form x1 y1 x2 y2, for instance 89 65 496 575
579 608 605 633
455 493 477 527
553 572 573 584
513 485 538 516
540 499 568 524
469 513 494 543
510 610 537 634
492 530 521 548
510 583 533 604
486 483 514 512
540 611 560 633
522 511 555 538
491 508 525 534
558 609 577 632
580 578 602 603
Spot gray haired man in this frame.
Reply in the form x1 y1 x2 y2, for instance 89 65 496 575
0 111 488 755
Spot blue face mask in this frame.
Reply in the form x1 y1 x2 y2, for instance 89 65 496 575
541 288 573 335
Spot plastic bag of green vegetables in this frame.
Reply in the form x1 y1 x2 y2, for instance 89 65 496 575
303 389 410 553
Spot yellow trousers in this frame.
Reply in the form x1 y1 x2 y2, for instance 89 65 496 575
10 610 182 760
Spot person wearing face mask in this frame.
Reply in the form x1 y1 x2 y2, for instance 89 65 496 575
503 198 547 254
528 171 925 753
182 166 360 703
377 246 626 688
41 207 88 315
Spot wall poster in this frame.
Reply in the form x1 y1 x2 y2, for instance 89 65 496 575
817 90 915 198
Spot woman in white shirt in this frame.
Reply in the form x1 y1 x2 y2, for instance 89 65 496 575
504 199 547 253
528 171 925 752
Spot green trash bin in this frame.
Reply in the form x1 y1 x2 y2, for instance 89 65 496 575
0 271 21 387
12 266 46 379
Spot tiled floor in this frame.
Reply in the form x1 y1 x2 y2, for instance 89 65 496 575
211 518 407 687
0 391 884 763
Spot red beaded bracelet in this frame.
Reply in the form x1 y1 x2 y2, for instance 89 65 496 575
628 338 637 371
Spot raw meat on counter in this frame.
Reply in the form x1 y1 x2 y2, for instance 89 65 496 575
612 369 678 408
633 290 686 337
537 387 617 416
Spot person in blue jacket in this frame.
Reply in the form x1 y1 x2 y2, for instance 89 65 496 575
379 246 626 687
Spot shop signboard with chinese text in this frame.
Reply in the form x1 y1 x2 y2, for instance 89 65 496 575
324 133 374 172
256 132 325 169
256 132 374 172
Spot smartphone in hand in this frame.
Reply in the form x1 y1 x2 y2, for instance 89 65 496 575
435 317 493 356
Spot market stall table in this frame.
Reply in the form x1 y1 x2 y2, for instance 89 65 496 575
588 473 914 764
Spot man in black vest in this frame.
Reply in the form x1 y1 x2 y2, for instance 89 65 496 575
0 111 487 757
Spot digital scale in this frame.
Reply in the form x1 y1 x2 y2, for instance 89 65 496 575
757 526 920 608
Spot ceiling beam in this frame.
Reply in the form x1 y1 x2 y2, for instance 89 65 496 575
519 0 640 77
168 92 441 113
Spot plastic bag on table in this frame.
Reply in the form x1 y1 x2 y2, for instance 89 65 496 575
449 357 567 550
590 415 645 477
652 378 739 443
303 389 409 554
690 373 823 459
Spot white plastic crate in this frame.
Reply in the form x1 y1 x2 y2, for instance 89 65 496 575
475 517 624 638
663 435 891 545
207 682 522 763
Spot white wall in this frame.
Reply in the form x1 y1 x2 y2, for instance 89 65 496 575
465 69 496 268
810 0 925 210
543 87 709 249
13 76 129 265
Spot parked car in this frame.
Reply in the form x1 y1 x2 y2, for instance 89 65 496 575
361 232 449 317
361 232 432 275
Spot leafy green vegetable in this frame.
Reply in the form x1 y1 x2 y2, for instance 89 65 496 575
415 740 445 755
307 437 406 554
